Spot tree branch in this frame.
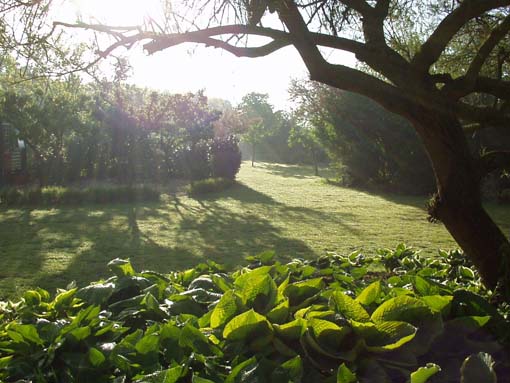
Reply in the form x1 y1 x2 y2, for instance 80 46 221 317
411 0 510 74
465 14 510 82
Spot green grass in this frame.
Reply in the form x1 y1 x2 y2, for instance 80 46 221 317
1 161 510 298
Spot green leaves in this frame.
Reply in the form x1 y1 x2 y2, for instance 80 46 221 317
0 247 505 383
223 309 272 342
461 353 497 383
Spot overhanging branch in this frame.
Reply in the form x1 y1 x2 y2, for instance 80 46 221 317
411 0 510 74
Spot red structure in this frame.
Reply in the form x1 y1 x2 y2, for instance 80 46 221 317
0 122 28 186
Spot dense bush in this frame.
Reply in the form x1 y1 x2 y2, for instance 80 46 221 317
188 177 235 196
0 185 160 206
210 135 242 180
0 245 508 383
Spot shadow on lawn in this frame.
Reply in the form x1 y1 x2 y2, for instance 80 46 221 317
258 162 323 179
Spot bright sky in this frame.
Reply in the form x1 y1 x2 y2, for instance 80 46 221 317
59 0 355 110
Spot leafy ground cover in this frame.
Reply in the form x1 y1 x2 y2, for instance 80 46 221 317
1 162 510 298
0 246 508 383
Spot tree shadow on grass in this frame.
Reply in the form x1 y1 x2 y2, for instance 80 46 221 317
258 162 322 179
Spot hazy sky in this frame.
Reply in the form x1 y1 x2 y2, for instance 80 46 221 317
59 0 355 110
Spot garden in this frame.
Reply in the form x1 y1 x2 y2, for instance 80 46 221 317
1 0 510 382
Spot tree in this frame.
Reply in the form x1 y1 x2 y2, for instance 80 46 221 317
237 92 275 167
52 1 510 297
290 79 434 192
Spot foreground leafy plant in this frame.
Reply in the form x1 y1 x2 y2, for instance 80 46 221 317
0 246 508 382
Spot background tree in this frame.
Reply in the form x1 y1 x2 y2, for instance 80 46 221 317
237 92 275 167
290 79 435 193
54 0 510 296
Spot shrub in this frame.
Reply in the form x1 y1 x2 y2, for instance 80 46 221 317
188 177 235 196
0 245 508 383
210 135 242 180
184 140 211 180
0 185 161 207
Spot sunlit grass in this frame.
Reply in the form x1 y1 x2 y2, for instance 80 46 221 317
1 161 509 298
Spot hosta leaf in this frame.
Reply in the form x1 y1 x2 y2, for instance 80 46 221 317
108 258 135 277
223 309 272 341
274 318 307 341
271 355 303 382
225 357 259 383
458 266 475 279
210 290 239 328
135 365 184 383
284 278 324 306
444 316 490 335
331 291 370 322
337 363 357 383
76 283 115 305
422 295 452 316
266 299 290 324
192 376 216 383
88 347 106 367
135 334 159 355
410 363 441 383
23 290 42 306
9 324 44 345
356 281 381 306
351 321 416 352
371 296 431 323
180 324 218 356
308 318 351 351
234 267 277 311
461 353 497 383
69 326 92 341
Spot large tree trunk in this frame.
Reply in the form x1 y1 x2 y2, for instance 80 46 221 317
410 107 509 291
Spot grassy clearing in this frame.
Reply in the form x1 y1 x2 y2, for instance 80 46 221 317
1 161 509 298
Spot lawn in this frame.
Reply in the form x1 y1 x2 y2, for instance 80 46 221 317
1 161 510 298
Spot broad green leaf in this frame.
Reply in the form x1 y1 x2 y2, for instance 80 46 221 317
267 299 290 324
458 266 475 279
414 276 440 296
53 288 78 311
308 318 351 351
180 324 217 356
88 347 106 367
135 333 159 354
69 326 92 341
331 291 370 322
192 376 216 383
9 324 44 345
337 363 357 383
23 290 42 306
76 282 115 305
0 356 13 369
274 318 306 341
108 258 135 277
461 353 497 383
258 250 276 264
371 296 431 323
136 365 184 383
211 290 239 328
223 309 272 341
422 295 452 316
234 267 277 311
445 316 490 335
351 321 416 352
280 355 303 382
410 363 441 383
284 278 324 306
225 357 258 383
356 281 381 305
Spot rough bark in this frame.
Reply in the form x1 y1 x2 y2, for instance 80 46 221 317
408 106 509 290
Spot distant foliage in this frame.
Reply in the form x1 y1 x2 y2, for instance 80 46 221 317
290 81 435 194
0 185 160 206
188 177 235 196
0 244 508 383
210 135 242 180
